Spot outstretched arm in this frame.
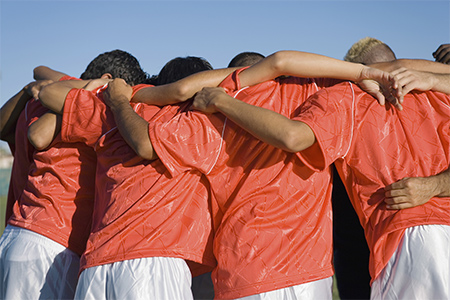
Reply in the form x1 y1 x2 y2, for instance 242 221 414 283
192 87 316 153
371 58 450 74
237 50 401 109
391 68 450 95
384 167 450 210
103 79 158 160
132 67 239 105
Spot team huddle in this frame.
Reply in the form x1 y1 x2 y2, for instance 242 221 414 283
1 39 450 300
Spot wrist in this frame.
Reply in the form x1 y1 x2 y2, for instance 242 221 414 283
108 97 131 112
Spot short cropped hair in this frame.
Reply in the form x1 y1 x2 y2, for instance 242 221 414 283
228 52 265 68
344 37 396 65
80 49 148 86
152 56 213 86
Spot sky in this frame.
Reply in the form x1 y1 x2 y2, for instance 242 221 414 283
1 0 449 151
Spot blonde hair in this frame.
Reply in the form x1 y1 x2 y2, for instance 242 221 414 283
344 37 389 64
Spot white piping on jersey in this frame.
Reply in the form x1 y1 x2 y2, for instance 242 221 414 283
204 86 250 175
341 82 356 158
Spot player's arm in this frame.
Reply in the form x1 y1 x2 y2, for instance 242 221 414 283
433 44 450 64
384 167 450 210
132 67 239 106
192 87 316 153
103 79 158 160
27 112 61 150
371 58 450 74
237 50 401 108
0 80 53 144
33 66 68 81
38 80 93 113
391 68 450 95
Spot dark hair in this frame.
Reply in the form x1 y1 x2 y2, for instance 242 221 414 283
80 49 148 86
150 56 213 85
228 52 265 68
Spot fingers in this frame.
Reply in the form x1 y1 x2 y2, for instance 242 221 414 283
433 44 450 64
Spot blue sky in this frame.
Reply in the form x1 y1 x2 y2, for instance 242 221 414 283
1 0 449 150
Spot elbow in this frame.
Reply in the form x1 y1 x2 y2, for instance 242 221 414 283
267 51 292 76
134 143 158 161
280 122 315 153
172 81 192 102
28 129 49 151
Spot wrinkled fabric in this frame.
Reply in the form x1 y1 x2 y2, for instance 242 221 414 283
296 83 450 282
237 276 333 300
371 225 450 300
62 85 215 276
149 70 339 298
0 225 80 300
75 257 193 300
8 76 96 256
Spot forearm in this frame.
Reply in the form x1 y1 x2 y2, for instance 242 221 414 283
132 67 238 105
432 168 450 197
213 93 315 152
0 88 32 143
27 112 61 150
430 73 450 94
109 100 157 160
34 66 68 81
371 59 450 74
39 80 90 113
239 50 366 87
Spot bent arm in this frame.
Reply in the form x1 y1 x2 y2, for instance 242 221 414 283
385 166 450 210
27 112 61 150
34 66 68 81
0 88 32 144
103 78 158 160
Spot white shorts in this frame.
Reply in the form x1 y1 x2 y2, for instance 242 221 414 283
371 224 450 300
75 256 193 300
0 225 80 300
237 276 333 300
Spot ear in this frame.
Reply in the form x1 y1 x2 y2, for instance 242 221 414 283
101 73 113 79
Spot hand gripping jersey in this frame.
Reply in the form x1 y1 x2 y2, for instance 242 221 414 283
60 84 215 275
149 69 339 299
295 82 450 282
8 76 96 256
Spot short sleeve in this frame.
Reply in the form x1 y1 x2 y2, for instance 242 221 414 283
294 82 356 171
61 89 106 146
149 110 226 177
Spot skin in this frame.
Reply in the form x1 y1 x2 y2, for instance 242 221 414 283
191 69 450 210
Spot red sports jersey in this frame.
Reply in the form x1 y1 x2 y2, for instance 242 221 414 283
149 69 339 298
295 82 450 282
60 84 215 275
8 76 96 256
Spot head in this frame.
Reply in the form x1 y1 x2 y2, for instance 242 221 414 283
153 56 213 85
344 37 396 65
80 49 148 86
228 52 265 68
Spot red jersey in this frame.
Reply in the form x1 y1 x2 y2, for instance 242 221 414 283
149 69 339 298
60 84 215 275
295 82 450 282
8 76 96 256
